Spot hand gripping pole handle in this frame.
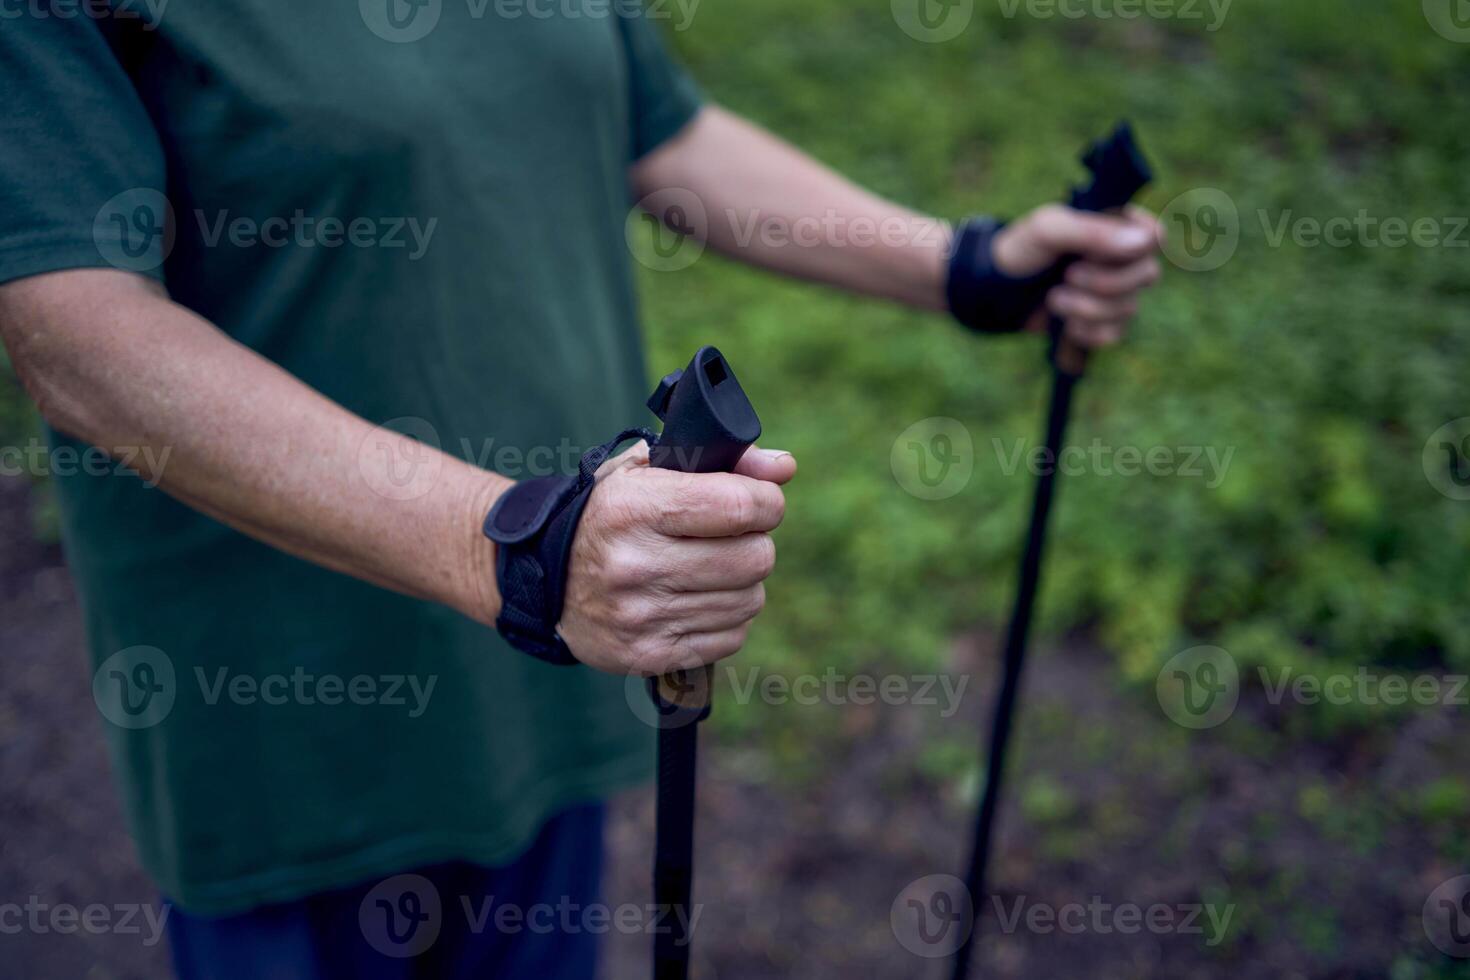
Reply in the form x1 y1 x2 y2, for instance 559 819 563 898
1050 121 1155 377
644 345 762 716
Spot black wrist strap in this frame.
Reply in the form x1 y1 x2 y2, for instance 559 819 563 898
946 216 1066 334
483 426 656 666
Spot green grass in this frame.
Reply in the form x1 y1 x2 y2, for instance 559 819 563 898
639 0 1470 731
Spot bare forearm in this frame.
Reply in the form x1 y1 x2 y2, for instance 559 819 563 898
632 106 952 311
0 269 506 625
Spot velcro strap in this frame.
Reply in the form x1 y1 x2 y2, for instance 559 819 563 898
946 217 1066 334
482 426 657 666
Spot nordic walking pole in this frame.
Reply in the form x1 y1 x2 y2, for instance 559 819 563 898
643 347 762 980
949 123 1153 980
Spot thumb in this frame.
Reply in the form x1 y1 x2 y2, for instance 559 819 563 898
995 204 1157 276
733 446 797 485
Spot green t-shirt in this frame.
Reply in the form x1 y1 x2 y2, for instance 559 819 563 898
1 0 699 914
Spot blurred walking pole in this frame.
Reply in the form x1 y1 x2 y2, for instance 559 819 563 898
950 124 1154 980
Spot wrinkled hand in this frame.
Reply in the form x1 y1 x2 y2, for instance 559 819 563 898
558 441 796 676
992 204 1164 349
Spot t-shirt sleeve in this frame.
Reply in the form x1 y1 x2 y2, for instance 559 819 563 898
0 16 168 286
616 7 703 160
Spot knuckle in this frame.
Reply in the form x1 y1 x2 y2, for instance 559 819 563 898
1085 223 1119 256
669 473 713 525
612 593 653 631
719 482 756 531
632 638 671 675
604 544 648 587
767 487 786 527
1031 204 1069 243
750 534 777 578
598 484 644 532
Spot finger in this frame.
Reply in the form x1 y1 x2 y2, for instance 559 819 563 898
1065 319 1127 349
1125 204 1166 245
649 471 786 538
733 446 798 485
661 624 752 672
596 440 649 479
1064 256 1161 297
664 584 766 634
1046 285 1139 324
1016 205 1158 269
655 533 776 591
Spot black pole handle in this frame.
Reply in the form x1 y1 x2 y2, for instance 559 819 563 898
645 345 762 713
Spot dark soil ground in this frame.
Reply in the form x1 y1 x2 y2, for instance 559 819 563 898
3 473 1465 979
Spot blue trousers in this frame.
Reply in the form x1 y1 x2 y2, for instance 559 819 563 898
167 803 605 980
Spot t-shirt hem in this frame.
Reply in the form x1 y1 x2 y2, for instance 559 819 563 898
631 84 703 161
160 751 652 918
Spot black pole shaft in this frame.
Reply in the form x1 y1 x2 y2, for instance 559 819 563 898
949 365 1080 980
653 722 700 980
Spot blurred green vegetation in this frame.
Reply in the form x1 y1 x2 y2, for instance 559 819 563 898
637 0 1470 736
